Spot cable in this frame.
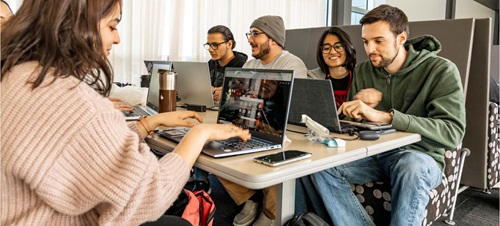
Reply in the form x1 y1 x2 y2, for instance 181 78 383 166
286 128 360 141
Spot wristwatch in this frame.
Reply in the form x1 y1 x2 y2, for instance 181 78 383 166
389 109 395 121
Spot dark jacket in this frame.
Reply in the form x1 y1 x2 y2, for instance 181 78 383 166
208 51 248 87
351 35 466 170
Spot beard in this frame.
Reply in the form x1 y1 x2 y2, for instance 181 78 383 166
252 41 271 59
370 42 400 68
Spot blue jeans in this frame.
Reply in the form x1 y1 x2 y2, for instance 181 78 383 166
310 149 442 226
193 166 209 181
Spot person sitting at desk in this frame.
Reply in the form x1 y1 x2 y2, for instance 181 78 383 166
0 0 251 225
308 26 357 108
0 0 13 27
205 25 248 104
309 4 466 226
217 15 308 226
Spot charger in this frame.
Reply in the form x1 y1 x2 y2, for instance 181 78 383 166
186 104 206 112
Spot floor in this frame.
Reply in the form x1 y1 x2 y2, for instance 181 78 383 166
209 174 499 226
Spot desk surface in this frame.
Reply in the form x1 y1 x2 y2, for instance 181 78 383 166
146 110 421 189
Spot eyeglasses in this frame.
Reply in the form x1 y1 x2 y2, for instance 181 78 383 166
321 43 345 54
203 41 227 50
245 31 265 39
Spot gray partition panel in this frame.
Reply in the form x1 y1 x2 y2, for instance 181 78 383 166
461 18 492 190
286 19 474 94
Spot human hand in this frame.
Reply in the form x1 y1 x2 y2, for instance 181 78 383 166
193 124 251 141
338 100 381 122
174 124 251 166
148 111 203 129
109 98 134 111
354 88 382 108
212 86 222 103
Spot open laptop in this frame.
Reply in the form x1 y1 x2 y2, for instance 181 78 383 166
171 61 215 108
159 67 295 158
123 61 172 120
288 78 392 133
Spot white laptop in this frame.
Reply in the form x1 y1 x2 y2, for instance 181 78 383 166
123 61 171 120
171 61 215 108
159 67 295 158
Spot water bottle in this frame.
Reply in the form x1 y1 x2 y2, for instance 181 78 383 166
159 69 177 112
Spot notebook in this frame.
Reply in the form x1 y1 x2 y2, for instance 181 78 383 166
123 61 172 120
288 78 392 133
159 67 295 158
171 61 215 108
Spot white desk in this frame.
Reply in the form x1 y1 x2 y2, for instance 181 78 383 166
146 110 421 225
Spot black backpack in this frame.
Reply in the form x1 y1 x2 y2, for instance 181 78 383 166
284 212 330 226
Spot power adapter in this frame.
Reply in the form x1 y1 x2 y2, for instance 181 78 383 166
186 104 206 112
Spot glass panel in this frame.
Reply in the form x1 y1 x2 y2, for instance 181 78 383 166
351 12 365 25
352 0 368 9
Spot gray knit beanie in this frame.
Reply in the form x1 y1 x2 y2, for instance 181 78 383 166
250 15 285 48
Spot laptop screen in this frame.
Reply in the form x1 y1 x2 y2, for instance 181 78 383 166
147 62 172 112
171 61 214 108
219 68 294 142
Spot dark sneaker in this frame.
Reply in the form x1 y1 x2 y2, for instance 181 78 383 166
184 180 211 194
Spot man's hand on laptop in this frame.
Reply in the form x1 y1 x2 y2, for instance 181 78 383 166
354 88 382 108
211 86 222 102
337 100 392 124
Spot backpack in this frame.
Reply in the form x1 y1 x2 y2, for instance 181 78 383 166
165 189 216 226
284 212 330 226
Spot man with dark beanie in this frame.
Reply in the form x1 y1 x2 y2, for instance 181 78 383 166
217 15 307 226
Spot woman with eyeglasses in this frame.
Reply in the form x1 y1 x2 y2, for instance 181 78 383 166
308 27 357 109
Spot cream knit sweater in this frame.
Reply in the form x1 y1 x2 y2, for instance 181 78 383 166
1 62 190 226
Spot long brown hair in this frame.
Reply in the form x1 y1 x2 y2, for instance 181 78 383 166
1 0 122 96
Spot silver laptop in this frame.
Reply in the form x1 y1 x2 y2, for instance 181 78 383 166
123 62 172 120
171 61 215 108
288 78 392 133
159 68 295 158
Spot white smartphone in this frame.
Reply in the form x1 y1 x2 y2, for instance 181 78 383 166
253 150 312 167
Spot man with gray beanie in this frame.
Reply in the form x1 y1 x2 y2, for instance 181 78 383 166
217 15 307 226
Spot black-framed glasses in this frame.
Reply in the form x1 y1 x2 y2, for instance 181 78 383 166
203 41 227 50
245 31 265 39
321 43 345 54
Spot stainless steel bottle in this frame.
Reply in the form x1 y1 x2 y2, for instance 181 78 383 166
159 69 177 112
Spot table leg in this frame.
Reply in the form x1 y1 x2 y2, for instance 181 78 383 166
275 179 295 226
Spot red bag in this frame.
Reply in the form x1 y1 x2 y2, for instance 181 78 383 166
181 189 215 226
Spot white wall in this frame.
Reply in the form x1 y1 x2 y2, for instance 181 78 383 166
386 0 495 22
385 0 496 41
455 0 496 20
385 0 447 21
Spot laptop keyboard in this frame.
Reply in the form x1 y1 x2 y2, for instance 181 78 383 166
160 128 269 151
123 107 149 117
216 138 269 151
339 121 358 133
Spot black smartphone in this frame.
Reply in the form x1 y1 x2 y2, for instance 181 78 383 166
253 150 312 167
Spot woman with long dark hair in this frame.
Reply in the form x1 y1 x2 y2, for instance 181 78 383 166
1 0 250 225
308 27 357 108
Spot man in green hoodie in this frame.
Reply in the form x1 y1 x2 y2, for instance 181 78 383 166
310 4 466 226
